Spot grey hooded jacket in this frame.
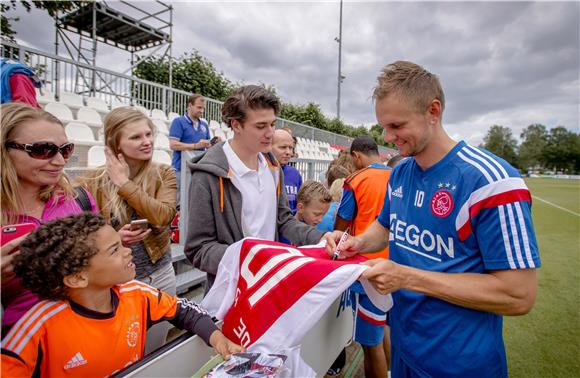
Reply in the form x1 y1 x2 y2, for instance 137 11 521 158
184 142 325 290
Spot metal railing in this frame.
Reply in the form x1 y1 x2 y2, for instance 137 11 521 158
1 40 395 154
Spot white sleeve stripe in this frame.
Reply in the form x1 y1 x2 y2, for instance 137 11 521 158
177 297 210 316
3 301 61 350
455 177 529 230
498 206 517 269
466 144 509 178
506 204 526 268
387 183 392 201
119 285 159 297
457 151 493 183
462 146 503 180
514 202 536 268
13 303 68 354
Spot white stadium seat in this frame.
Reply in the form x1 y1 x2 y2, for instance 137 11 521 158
76 107 102 127
59 92 84 111
65 122 97 144
152 119 168 135
152 149 172 165
36 88 55 107
154 133 170 150
111 100 129 109
86 96 109 113
87 145 106 167
134 105 148 115
168 112 180 123
45 102 74 124
209 120 220 132
150 109 168 122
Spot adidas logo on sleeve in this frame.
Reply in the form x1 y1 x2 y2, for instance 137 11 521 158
392 186 403 198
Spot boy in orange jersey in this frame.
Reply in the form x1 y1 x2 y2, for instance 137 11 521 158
294 181 332 227
1 213 243 377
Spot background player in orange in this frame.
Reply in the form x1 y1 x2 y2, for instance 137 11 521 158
1 213 243 377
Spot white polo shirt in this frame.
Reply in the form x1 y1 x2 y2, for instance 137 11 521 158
223 141 277 240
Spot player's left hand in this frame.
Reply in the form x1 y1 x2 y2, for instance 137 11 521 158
209 330 246 360
360 258 406 294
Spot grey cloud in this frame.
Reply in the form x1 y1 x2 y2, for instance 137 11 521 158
6 1 579 144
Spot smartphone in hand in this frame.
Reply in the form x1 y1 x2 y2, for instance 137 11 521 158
130 219 148 232
1 223 36 247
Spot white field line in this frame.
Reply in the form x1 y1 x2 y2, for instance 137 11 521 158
532 195 580 218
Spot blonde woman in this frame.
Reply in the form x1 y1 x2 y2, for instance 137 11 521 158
79 107 177 353
1 103 98 333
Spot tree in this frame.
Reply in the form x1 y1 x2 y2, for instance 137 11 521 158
135 50 390 145
1 1 82 41
133 52 234 102
519 124 548 171
482 125 519 167
542 127 580 173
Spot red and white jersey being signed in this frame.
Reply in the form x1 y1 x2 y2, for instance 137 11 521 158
202 238 392 377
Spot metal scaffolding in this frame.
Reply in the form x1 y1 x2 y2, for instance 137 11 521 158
54 1 173 101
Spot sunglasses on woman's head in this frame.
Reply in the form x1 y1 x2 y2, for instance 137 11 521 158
5 141 75 160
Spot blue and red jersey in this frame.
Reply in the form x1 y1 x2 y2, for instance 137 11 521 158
377 141 540 377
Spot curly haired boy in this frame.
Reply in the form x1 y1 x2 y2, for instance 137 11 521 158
1 213 243 377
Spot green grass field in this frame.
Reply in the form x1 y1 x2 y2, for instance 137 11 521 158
504 178 580 377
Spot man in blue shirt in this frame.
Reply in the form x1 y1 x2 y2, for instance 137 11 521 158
271 129 302 214
169 94 213 203
326 61 540 378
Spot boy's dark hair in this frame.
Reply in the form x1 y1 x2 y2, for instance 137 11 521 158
221 85 280 128
297 180 332 206
13 212 106 301
350 136 379 156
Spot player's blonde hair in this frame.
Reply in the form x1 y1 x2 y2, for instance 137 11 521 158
373 60 445 113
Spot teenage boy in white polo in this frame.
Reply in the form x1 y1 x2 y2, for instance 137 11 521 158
184 85 326 291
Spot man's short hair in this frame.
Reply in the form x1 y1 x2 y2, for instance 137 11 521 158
372 60 445 113
297 180 332 206
221 85 280 128
188 94 204 106
350 136 379 156
13 212 106 301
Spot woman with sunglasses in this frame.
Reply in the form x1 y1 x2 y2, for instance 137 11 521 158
1 102 99 333
78 107 177 354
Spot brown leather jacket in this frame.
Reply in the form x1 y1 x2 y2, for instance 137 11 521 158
79 164 177 263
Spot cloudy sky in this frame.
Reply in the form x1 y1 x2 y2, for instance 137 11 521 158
7 1 579 144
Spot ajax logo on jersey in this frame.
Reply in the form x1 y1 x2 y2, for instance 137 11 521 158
430 190 454 218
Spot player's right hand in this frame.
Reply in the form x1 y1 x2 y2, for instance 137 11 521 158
323 231 362 260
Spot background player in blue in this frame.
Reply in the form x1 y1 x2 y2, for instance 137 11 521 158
325 61 540 378
169 94 213 203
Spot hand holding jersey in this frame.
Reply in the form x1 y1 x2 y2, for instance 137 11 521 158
202 238 392 377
